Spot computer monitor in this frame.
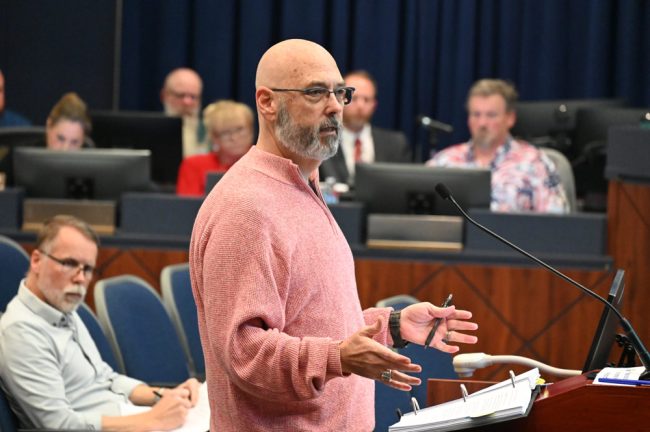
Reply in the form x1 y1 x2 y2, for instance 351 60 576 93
511 98 625 150
13 147 152 200
571 107 650 202
355 163 491 216
582 269 625 372
205 172 225 195
89 110 182 185
0 126 44 186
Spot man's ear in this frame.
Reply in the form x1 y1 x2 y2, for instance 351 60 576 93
30 249 42 275
256 87 277 121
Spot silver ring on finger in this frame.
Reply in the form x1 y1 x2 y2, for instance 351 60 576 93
443 330 453 343
381 369 392 382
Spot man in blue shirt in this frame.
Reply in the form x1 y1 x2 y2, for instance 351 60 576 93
0 70 31 127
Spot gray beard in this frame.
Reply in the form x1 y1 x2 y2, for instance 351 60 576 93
275 104 341 161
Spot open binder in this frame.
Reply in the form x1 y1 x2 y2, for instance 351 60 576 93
389 368 541 432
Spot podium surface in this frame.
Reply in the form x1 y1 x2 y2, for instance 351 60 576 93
428 374 650 431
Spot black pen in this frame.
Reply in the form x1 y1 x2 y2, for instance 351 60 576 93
152 388 165 402
424 294 453 349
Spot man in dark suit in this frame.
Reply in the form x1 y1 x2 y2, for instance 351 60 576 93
319 70 411 186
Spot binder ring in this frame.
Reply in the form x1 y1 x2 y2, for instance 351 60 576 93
381 369 392 382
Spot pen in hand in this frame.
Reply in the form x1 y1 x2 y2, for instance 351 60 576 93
152 388 165 404
424 294 453 349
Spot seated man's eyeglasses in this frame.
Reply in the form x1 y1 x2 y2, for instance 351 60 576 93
271 87 355 105
214 126 247 140
39 250 95 278
167 90 200 101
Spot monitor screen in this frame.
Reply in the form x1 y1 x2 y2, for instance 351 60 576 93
511 99 625 150
13 147 152 200
355 163 491 216
571 107 649 200
0 127 44 186
205 172 225 195
89 110 182 185
582 269 625 372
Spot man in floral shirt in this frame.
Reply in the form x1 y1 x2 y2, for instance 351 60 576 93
427 79 568 213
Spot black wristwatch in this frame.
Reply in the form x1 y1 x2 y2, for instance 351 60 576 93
389 311 409 348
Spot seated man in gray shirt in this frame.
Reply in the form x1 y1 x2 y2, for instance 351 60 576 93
0 215 200 431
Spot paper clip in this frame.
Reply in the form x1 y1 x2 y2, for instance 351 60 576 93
411 397 420 415
509 370 516 388
396 408 403 420
460 383 468 402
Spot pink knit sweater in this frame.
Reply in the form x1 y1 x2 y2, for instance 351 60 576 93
190 147 390 431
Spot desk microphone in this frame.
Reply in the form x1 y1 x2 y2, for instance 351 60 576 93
434 183 650 380
416 115 453 134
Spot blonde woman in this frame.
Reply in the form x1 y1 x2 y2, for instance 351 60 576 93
176 100 254 196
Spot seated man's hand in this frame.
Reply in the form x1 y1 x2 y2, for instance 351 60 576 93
147 390 191 430
172 377 201 407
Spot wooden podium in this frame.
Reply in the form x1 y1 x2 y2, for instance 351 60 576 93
427 373 650 431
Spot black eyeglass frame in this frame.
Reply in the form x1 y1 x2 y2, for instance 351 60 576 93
39 250 95 277
270 86 356 105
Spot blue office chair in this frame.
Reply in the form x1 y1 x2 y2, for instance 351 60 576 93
160 263 205 380
0 382 19 432
376 294 419 311
0 235 29 312
375 295 457 417
76 302 121 372
401 343 457 408
94 275 191 385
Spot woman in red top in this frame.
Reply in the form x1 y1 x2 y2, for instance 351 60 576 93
176 100 254 196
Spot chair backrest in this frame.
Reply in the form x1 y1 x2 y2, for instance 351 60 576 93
540 147 577 212
0 126 43 187
94 275 190 384
0 235 29 312
160 263 204 379
374 381 413 432
76 302 121 372
401 343 457 408
374 294 457 421
0 382 19 432
375 295 420 310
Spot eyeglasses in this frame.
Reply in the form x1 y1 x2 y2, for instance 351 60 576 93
167 90 200 101
39 250 95 278
212 126 248 140
270 86 355 105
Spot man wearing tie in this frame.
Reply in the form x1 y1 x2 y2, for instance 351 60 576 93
319 70 412 186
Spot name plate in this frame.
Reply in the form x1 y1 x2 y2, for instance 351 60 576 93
366 214 463 251
23 198 116 235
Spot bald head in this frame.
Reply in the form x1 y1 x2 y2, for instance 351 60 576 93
256 39 342 89
161 68 203 117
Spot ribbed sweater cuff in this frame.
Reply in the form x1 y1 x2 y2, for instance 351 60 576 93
327 340 347 378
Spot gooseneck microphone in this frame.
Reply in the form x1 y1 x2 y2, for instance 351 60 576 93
416 115 454 134
435 183 650 380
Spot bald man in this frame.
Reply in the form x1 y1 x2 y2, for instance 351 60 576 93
189 39 478 431
160 67 207 157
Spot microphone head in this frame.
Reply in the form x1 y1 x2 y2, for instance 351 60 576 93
435 183 451 200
